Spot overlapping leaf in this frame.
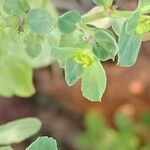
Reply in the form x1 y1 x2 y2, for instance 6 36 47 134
0 118 41 145
93 29 118 61
118 22 141 67
26 137 57 150
27 8 53 35
58 11 81 34
81 60 106 102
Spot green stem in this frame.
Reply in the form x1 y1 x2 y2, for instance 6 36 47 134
82 11 109 23
111 10 132 17
82 10 132 24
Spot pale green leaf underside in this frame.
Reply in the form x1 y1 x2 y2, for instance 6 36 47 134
0 118 41 145
93 29 118 61
94 29 119 53
26 137 57 150
81 61 106 102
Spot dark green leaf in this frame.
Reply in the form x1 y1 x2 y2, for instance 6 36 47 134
93 29 118 61
93 44 116 61
58 11 81 34
94 29 118 53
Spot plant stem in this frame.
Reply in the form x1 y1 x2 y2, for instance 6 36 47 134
82 10 132 24
82 11 109 23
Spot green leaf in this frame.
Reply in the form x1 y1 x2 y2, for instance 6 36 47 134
0 146 13 150
58 11 81 34
0 57 35 97
93 29 118 61
94 29 118 53
81 60 106 102
118 22 141 67
125 10 141 34
3 0 30 16
24 33 42 58
27 8 53 35
26 137 57 150
92 0 113 8
0 118 41 145
65 58 83 86
111 18 126 36
93 44 116 61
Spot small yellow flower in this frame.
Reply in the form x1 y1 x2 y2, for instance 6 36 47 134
74 51 94 68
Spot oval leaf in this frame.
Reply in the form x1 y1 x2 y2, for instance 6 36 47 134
58 11 81 34
27 8 53 35
0 118 41 145
94 29 119 53
118 22 142 67
81 61 107 102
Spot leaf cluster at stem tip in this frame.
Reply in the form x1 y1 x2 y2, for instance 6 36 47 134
0 0 149 102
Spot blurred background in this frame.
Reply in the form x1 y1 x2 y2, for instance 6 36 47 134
0 0 150 149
